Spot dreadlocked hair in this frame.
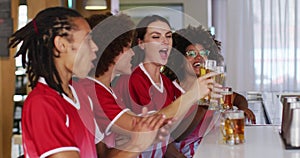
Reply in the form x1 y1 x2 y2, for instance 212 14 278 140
8 7 82 95
86 13 135 77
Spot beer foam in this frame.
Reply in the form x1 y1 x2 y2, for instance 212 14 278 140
225 110 244 119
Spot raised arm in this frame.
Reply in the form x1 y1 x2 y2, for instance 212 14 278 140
158 72 220 119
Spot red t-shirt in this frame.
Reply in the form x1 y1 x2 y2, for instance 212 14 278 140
114 64 181 158
172 81 214 157
22 78 100 158
111 74 133 110
79 77 130 135
127 64 181 114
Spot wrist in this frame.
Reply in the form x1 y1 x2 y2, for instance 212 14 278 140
186 89 201 104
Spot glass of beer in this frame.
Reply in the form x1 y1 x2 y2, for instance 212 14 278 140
220 110 245 145
199 60 217 106
215 66 225 86
220 87 233 110
213 66 225 110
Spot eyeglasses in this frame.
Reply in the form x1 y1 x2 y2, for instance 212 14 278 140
185 50 210 58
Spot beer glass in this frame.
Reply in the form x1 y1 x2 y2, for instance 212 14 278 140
213 66 226 110
220 110 245 145
220 87 233 110
205 60 217 74
215 66 225 86
199 60 217 77
199 60 217 106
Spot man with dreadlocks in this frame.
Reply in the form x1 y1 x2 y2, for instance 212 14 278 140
9 7 167 158
9 7 100 157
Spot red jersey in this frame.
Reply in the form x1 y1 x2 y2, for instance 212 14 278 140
22 78 100 158
127 64 181 114
117 64 181 158
172 81 215 157
174 111 214 157
111 74 132 110
79 77 130 135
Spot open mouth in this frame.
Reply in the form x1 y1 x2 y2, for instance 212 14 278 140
159 48 169 60
193 62 201 69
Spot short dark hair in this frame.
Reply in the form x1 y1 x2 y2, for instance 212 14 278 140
86 13 135 77
85 12 112 29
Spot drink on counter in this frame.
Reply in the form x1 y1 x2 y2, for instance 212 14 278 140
220 110 245 145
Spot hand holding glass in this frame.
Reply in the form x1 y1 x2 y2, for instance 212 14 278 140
199 60 217 107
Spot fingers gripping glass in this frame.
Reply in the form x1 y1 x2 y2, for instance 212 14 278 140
186 50 210 58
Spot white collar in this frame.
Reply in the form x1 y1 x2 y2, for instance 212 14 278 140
139 63 164 93
38 77 80 109
172 80 186 93
87 76 117 99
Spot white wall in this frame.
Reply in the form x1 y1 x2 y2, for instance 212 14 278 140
120 0 211 29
